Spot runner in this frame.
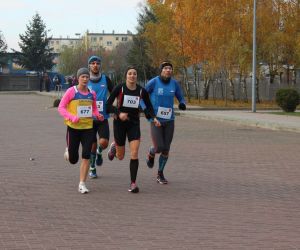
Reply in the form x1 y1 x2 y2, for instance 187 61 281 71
145 61 186 184
58 68 104 194
87 56 114 179
106 66 160 193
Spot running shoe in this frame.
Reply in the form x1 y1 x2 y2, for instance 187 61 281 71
107 142 116 161
128 182 139 193
89 167 98 179
78 183 89 194
64 147 69 161
157 172 168 184
96 149 103 166
146 149 155 168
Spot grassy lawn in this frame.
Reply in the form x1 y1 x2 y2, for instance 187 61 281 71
268 111 300 116
185 98 279 109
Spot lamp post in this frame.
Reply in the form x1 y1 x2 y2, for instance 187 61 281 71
252 0 257 112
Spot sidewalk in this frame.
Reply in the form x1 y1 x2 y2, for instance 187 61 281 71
3 91 299 133
176 109 300 133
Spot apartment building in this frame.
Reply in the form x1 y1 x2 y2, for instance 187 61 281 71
49 31 134 53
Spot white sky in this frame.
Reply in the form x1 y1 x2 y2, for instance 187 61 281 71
0 0 145 52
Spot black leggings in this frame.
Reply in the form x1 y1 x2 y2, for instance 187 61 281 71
150 120 174 154
66 126 94 164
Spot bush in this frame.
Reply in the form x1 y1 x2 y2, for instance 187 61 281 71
53 99 61 107
275 88 300 112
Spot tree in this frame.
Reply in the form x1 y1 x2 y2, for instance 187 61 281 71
127 5 157 83
14 13 54 72
0 30 7 54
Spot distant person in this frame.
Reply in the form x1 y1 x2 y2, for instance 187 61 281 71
53 74 61 89
44 73 51 92
87 56 114 179
145 61 186 184
39 72 44 92
58 68 104 194
72 76 78 86
67 76 74 89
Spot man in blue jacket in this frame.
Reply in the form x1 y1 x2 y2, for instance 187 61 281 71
87 56 114 178
145 61 186 184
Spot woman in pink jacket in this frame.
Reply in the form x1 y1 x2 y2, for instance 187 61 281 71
58 68 103 194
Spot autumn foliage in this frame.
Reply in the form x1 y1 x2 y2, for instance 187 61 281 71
144 0 300 101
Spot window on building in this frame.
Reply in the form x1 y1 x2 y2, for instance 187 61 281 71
99 37 103 40
107 41 112 46
56 41 59 45
116 37 119 41
121 37 128 41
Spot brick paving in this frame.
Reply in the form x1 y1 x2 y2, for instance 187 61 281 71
0 93 300 250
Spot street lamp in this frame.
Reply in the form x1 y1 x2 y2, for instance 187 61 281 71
252 0 257 112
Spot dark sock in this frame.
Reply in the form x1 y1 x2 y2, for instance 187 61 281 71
130 159 139 183
90 152 96 168
97 145 102 154
158 154 168 172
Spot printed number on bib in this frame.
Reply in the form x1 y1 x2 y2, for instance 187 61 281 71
157 106 172 119
123 95 140 108
96 101 103 112
77 105 92 118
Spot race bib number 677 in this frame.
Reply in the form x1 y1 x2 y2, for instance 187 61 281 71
77 105 92 118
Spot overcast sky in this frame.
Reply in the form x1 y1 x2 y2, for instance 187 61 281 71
0 0 144 52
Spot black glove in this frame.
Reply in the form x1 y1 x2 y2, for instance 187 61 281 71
178 103 186 110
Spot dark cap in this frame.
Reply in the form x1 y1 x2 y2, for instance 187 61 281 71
88 56 101 64
77 68 89 78
159 61 173 73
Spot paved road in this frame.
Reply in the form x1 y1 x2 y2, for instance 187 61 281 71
1 93 300 249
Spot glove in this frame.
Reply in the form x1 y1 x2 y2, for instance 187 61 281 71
70 116 80 123
178 103 186 110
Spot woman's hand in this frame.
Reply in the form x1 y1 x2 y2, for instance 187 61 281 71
96 114 104 121
119 112 129 121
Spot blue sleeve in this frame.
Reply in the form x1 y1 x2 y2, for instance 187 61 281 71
175 81 185 104
145 78 156 94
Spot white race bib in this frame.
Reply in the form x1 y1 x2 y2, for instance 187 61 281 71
156 106 172 119
123 95 140 108
77 105 92 118
96 101 103 112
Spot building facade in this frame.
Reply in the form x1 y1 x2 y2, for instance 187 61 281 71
49 31 134 53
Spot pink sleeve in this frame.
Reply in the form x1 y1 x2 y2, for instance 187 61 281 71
58 87 76 121
92 91 100 117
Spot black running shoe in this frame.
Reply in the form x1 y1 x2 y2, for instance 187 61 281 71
157 172 168 184
107 142 116 161
128 182 139 193
146 149 155 168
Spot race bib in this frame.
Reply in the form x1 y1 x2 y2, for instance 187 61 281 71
157 106 172 119
96 101 103 112
123 95 140 108
77 105 92 118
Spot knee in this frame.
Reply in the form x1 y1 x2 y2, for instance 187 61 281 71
156 146 166 154
161 151 169 157
100 140 109 149
117 153 125 160
69 156 79 164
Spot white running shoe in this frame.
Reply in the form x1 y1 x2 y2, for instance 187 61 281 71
64 147 69 161
78 183 89 194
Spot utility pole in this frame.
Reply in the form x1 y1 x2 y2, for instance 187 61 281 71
252 0 257 112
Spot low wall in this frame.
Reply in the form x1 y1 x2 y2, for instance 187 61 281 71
0 75 40 91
